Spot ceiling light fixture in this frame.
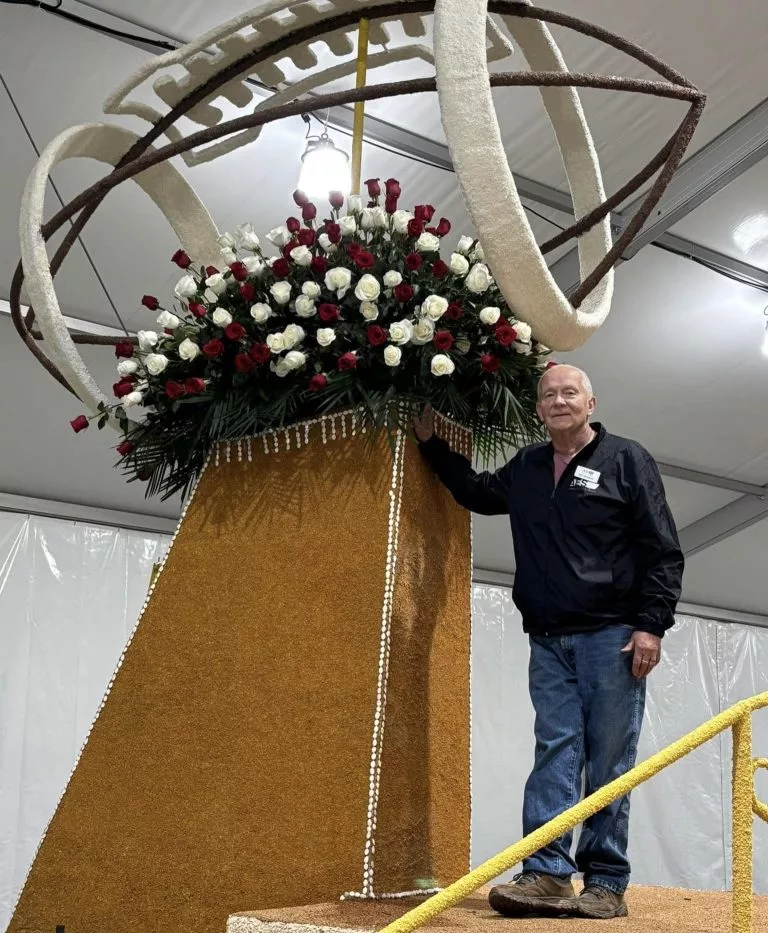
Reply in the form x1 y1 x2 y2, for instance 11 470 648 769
297 130 351 199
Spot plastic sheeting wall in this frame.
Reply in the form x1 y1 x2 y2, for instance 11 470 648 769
1 521 767 931
472 584 768 893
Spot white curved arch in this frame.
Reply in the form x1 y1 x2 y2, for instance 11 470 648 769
433 0 613 351
19 123 221 425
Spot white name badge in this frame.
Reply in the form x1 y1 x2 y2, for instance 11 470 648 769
574 466 601 483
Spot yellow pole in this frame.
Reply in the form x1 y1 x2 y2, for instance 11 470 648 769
732 716 753 933
350 18 369 195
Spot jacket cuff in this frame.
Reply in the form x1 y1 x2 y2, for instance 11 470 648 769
634 618 671 638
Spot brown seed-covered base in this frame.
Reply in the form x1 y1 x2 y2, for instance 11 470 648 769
7 426 471 933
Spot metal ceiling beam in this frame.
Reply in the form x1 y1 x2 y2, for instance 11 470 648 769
656 461 766 498
678 491 768 557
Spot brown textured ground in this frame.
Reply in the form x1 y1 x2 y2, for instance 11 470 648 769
231 885 768 932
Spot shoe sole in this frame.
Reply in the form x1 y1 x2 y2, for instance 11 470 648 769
574 902 629 920
488 889 579 919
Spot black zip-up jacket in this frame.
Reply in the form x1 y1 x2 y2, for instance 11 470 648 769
420 423 684 638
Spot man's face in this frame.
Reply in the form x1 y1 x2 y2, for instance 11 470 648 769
536 366 595 434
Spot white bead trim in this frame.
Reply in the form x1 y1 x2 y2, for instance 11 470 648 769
340 888 442 901
5 452 213 924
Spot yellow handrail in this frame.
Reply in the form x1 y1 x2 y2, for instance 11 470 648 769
379 691 768 933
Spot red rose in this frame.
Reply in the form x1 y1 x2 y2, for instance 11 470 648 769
293 189 309 207
407 218 424 238
446 301 463 321
239 281 255 302
414 204 436 223
202 339 224 358
188 302 207 318
171 249 191 269
367 325 387 346
230 261 248 282
346 241 361 257
164 328 174 336
355 250 375 270
70 414 89 433
308 373 328 392
326 222 341 244
311 256 328 274
205 265 219 276
432 260 449 279
329 191 345 209
249 343 270 364
282 238 299 259
394 282 414 303
495 324 518 347
433 330 454 351
302 202 317 222
364 178 381 198
385 178 402 199
141 294 160 310
298 227 316 247
185 377 206 394
113 379 135 399
545 360 559 370
319 303 340 322
385 194 399 215
116 440 134 456
272 258 291 277
405 253 423 271
234 352 255 373
115 341 134 358
287 217 301 234
481 353 501 374
225 322 246 341
435 218 452 237
338 352 358 371
165 380 187 400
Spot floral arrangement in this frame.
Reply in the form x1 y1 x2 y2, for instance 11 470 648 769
71 178 549 499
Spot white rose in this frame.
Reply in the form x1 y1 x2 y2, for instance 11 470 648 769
122 391 144 408
137 330 158 351
354 273 381 302
217 232 236 249
220 247 237 265
449 253 470 276
513 320 532 343
271 359 292 377
156 310 181 330
473 244 485 261
266 225 291 247
250 302 272 323
515 342 533 356
283 324 305 349
116 359 138 377
235 223 260 250
392 210 414 234
383 270 402 288
431 354 456 377
316 327 336 347
318 233 337 253
325 266 352 297
411 318 435 346
212 308 233 327
389 319 414 346
174 275 198 299
243 255 264 275
294 295 316 318
456 235 475 255
302 281 321 299
290 245 313 267
360 301 379 321
270 281 292 305
360 208 377 231
178 338 200 361
347 195 363 213
416 232 440 253
205 272 227 296
144 353 169 376
373 206 388 228
339 215 357 237
421 294 449 322
284 350 307 370
266 332 286 354
479 306 501 326
466 262 492 294
384 345 402 367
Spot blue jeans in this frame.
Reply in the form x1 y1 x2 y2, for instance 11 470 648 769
522 625 646 894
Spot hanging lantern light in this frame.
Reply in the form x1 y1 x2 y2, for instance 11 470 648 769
297 131 351 199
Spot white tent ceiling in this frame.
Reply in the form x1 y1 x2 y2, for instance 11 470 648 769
1 0 767 617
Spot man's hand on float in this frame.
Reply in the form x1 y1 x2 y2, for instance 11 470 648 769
413 403 435 443
621 630 662 679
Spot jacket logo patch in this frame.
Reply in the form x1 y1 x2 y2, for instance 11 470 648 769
571 465 601 491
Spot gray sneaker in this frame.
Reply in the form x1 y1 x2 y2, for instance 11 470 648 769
488 871 576 918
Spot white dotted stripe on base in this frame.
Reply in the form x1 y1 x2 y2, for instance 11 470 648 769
340 888 442 902
6 450 214 924
227 921 370 933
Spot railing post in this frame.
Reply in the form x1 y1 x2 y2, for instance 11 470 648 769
732 715 754 933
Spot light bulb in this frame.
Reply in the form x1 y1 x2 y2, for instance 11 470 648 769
761 330 768 359
297 135 351 199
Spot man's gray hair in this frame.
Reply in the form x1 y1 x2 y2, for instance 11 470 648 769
537 364 594 399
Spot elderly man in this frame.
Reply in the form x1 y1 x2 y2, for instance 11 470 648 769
414 364 683 920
